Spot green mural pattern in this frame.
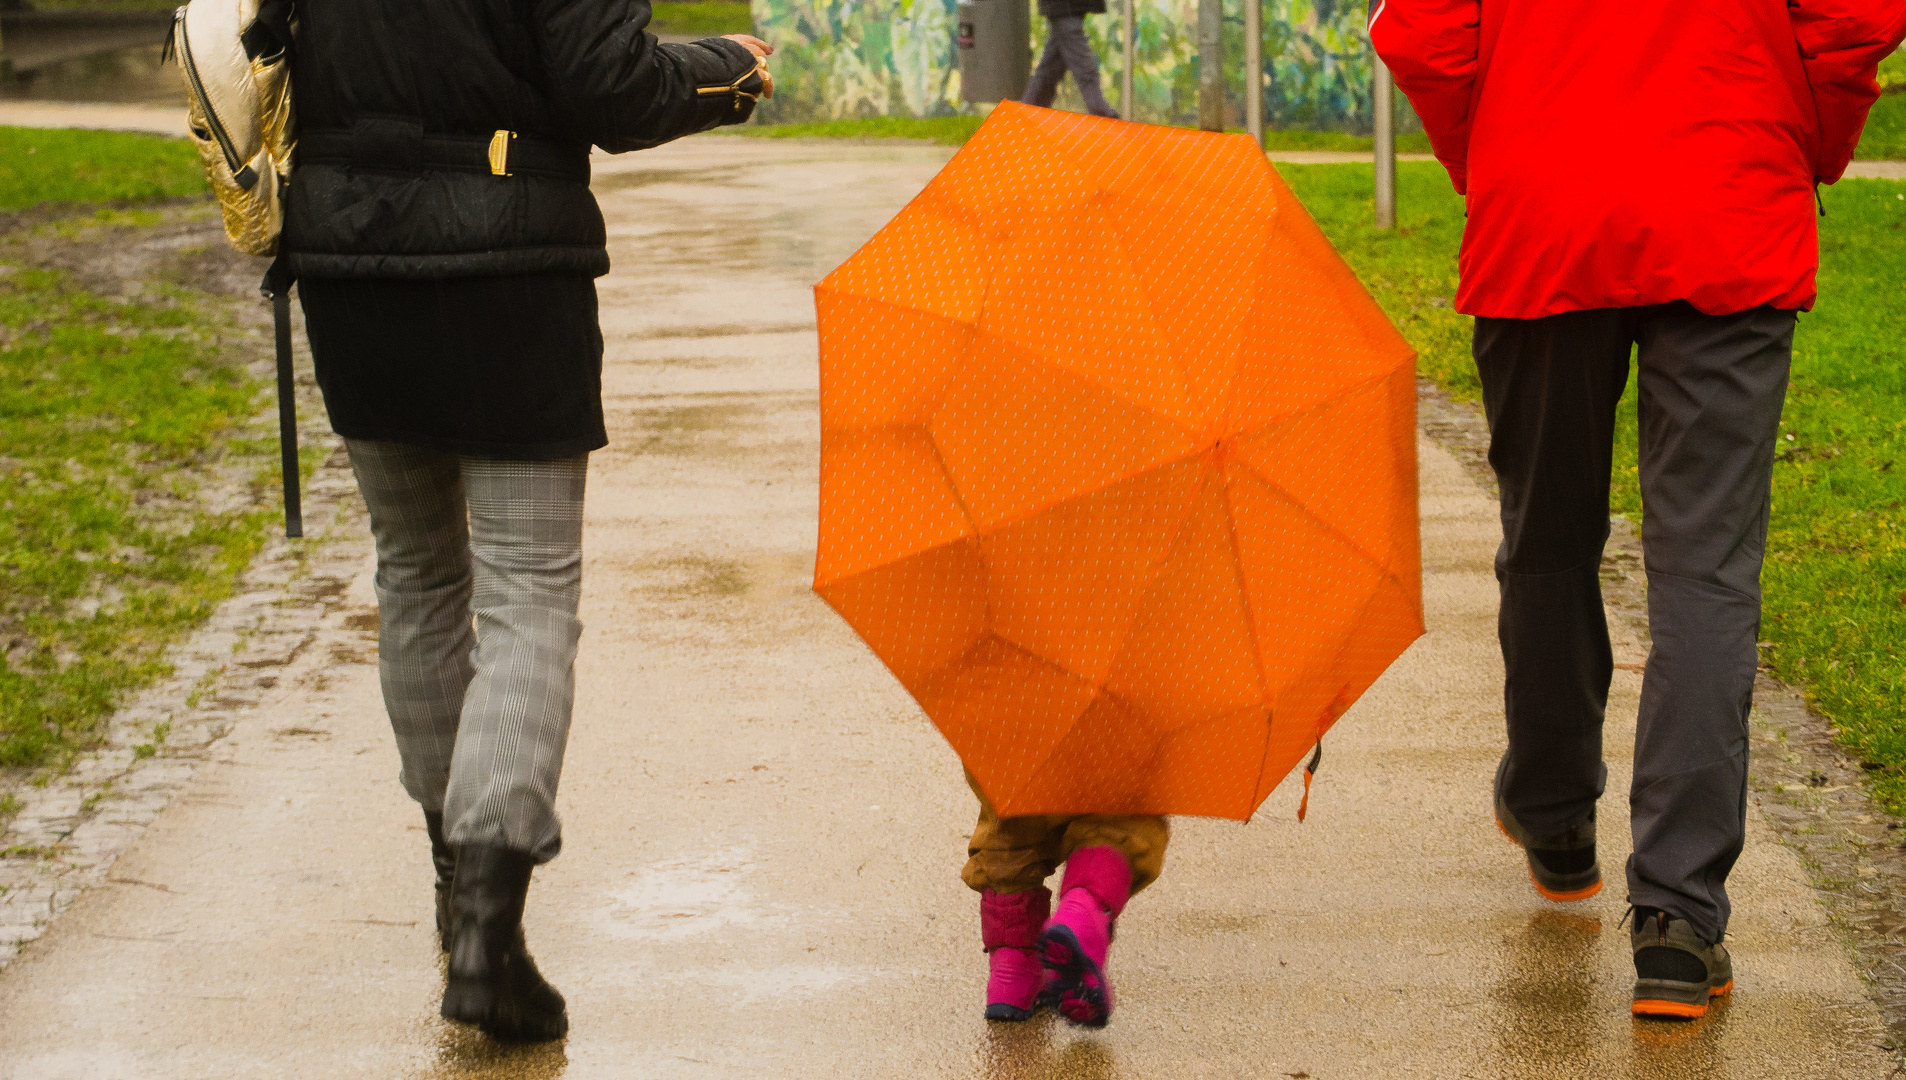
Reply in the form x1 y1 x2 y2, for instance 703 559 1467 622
751 0 1407 131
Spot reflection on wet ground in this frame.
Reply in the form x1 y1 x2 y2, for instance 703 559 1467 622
981 1020 1120 1080
621 552 815 604
1485 908 1757 1077
1491 910 1605 1069
428 1024 569 1080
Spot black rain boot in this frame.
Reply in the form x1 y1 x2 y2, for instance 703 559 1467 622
441 844 568 1042
423 811 456 952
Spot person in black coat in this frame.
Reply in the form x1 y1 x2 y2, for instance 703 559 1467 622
284 0 773 1043
1021 0 1118 118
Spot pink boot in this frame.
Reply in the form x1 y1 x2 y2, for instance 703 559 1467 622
981 886 1050 1021
1041 845 1131 1027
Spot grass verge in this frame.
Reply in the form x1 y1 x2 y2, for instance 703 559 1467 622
1279 161 1906 810
0 127 206 211
649 0 752 36
722 113 1433 152
0 131 271 769
1856 93 1906 161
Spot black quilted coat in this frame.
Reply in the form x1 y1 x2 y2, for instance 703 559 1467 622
284 0 761 280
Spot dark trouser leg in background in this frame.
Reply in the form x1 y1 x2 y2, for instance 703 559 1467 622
1474 310 1633 842
1021 16 1120 118
1627 304 1792 943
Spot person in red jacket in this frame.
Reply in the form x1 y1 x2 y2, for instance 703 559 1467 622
1372 0 1906 1020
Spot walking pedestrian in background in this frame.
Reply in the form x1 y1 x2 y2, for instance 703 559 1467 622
1021 0 1119 118
282 0 772 1043
1373 0 1906 1020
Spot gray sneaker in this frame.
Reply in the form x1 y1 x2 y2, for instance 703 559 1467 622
1493 757 1602 902
1630 908 1733 1019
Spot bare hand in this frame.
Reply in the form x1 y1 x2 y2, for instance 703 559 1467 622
723 34 773 59
721 35 775 98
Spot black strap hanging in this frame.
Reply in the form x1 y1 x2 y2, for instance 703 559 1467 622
262 257 302 538
1296 740 1324 822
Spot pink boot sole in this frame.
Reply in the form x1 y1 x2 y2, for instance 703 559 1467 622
1040 921 1113 1027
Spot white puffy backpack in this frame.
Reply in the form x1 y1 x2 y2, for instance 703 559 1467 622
168 0 304 535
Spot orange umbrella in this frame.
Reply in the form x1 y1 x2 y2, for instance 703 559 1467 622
812 102 1422 821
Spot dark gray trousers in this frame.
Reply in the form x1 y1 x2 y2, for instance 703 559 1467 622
1475 302 1793 943
1022 15 1119 118
346 440 587 864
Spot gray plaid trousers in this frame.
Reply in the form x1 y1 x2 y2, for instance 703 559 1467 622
345 439 586 863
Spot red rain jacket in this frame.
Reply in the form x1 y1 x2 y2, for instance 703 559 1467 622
1370 1 1906 319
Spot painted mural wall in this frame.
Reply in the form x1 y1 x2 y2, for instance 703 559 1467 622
749 0 1412 132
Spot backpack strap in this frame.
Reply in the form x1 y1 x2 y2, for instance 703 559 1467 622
261 257 302 539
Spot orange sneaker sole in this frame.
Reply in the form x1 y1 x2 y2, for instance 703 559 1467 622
1529 866 1603 902
1632 981 1732 1020
1500 816 1601 901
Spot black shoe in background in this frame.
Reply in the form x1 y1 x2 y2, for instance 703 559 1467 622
441 843 569 1042
1494 755 1603 901
424 811 456 953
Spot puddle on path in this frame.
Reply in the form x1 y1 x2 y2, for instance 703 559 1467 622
602 845 774 941
1489 909 1605 1064
425 1024 569 1080
979 1022 1122 1080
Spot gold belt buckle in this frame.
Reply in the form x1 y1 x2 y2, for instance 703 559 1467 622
488 130 514 176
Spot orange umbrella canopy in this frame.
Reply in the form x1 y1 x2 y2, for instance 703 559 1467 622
812 102 1422 821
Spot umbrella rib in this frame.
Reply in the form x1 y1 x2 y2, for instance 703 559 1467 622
814 284 982 334
1078 453 1216 703
983 634 1102 814
1277 581 1425 755
964 326 1200 440
814 525 979 594
1219 365 1401 449
967 446 1210 541
1217 467 1280 810
1221 370 1412 580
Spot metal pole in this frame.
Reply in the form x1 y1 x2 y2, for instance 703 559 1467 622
1373 58 1396 229
1244 0 1262 147
1197 0 1221 131
1122 0 1134 118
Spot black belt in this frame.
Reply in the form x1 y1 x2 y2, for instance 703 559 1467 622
300 122 590 183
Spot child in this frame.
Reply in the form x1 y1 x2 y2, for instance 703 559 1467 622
964 770 1166 1026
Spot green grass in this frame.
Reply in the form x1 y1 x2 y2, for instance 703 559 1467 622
0 127 206 211
724 115 989 146
724 113 1433 152
648 0 752 36
0 257 275 767
0 131 273 768
1279 161 1906 811
1855 93 1906 161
